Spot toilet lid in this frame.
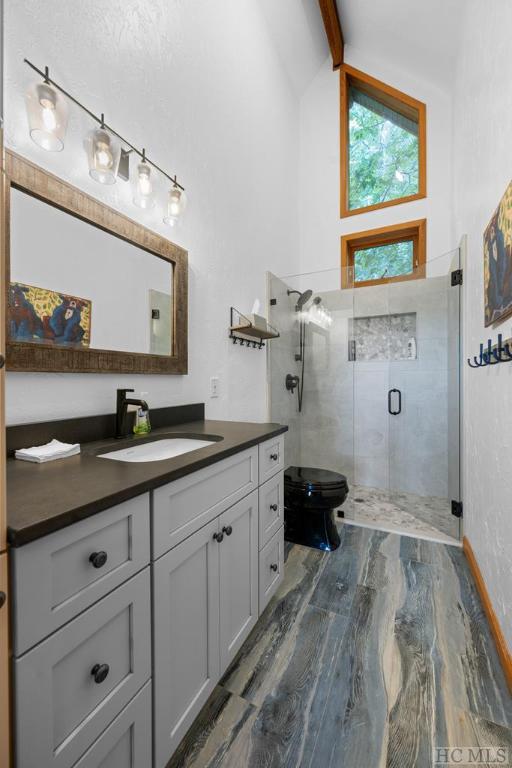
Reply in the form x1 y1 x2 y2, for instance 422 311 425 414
285 465 348 490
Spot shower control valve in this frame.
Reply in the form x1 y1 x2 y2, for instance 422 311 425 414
285 373 299 393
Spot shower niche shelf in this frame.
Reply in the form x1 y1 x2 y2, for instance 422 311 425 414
229 307 280 349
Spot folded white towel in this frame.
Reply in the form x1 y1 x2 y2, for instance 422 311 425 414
15 439 81 464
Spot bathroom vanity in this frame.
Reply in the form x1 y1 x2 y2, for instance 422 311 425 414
7 410 286 768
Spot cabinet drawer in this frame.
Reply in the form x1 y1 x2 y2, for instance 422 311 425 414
259 526 284 614
73 682 151 768
12 494 150 655
15 569 151 768
258 435 285 484
258 471 284 550
152 447 258 559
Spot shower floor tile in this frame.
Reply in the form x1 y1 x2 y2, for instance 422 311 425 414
340 484 460 545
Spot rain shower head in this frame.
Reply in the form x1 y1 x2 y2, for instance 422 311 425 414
287 288 313 311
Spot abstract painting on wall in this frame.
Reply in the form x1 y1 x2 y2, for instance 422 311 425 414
484 180 512 326
8 282 91 348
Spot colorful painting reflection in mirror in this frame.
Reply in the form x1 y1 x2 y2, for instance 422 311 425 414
8 282 91 347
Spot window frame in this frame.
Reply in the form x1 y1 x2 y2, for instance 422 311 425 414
341 219 427 289
340 64 427 218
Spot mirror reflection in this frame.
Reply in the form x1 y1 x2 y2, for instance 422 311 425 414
8 187 174 355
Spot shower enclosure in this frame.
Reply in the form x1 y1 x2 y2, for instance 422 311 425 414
267 250 462 543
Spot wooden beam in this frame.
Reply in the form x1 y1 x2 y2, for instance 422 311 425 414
318 0 344 70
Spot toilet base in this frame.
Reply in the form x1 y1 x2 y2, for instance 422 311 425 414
284 505 341 552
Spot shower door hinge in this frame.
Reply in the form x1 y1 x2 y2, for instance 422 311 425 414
451 269 463 286
270 298 277 306
451 500 463 518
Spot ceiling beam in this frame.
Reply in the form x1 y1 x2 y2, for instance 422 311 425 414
318 0 344 70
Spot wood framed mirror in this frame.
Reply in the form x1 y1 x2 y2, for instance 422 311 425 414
4 151 188 374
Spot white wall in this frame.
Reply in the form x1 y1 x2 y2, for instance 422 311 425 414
4 0 299 424
453 0 512 648
298 46 455 279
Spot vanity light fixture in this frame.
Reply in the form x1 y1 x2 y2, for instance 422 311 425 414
23 58 186 206
133 149 155 209
25 67 68 151
87 116 121 185
163 184 186 227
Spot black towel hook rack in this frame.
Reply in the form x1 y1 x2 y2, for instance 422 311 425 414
467 334 512 368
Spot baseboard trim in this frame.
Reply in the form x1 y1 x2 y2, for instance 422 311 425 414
463 536 512 692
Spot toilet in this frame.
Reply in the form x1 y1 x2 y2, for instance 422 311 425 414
284 466 349 551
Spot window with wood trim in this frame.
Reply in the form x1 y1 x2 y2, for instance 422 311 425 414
341 220 426 288
340 65 426 217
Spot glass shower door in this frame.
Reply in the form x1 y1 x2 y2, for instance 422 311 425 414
386 252 461 540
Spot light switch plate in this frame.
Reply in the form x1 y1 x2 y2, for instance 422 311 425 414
210 376 220 398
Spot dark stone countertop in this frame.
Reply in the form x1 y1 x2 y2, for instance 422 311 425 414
7 419 288 547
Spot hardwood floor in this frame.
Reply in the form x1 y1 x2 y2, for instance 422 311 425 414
168 525 512 768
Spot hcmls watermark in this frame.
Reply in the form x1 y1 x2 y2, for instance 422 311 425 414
434 747 509 765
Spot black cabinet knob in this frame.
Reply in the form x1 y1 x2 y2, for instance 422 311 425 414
270 453 278 461
270 563 278 572
0 591 6 609
213 532 224 543
222 526 233 536
269 504 278 512
89 551 108 569
91 663 110 684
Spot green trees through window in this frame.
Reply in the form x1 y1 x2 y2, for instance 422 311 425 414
353 240 414 283
348 86 419 211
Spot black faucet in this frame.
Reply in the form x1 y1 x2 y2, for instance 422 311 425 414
116 388 149 439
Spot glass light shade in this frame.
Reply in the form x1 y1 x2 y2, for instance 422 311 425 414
163 186 186 227
87 127 121 184
133 160 155 209
25 81 69 151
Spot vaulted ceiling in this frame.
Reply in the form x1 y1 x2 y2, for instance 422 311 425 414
257 0 468 97
337 0 467 91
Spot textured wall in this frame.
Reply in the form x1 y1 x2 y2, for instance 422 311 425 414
4 0 299 424
453 0 512 648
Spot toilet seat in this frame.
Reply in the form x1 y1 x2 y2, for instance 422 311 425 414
284 466 348 492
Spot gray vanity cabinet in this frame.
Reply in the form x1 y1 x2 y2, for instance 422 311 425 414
219 490 259 673
153 518 220 768
11 434 286 768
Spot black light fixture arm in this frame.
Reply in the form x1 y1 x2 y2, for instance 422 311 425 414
23 58 185 191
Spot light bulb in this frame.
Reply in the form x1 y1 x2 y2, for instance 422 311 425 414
133 160 155 209
163 185 186 226
41 104 57 131
25 81 68 151
95 142 113 170
87 127 120 184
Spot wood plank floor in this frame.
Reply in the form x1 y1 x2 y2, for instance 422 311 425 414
168 524 512 768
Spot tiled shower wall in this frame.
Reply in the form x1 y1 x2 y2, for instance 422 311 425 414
268 272 453 499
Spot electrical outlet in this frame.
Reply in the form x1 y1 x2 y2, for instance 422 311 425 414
210 376 220 398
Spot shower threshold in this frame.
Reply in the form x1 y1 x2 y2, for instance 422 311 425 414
338 485 461 546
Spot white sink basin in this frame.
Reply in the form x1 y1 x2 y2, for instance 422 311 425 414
99 438 216 463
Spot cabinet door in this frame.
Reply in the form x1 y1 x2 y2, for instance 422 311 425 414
153 518 220 768
219 490 259 674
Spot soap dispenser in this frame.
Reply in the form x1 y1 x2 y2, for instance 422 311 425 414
133 392 151 435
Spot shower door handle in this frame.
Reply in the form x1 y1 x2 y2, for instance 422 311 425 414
388 388 401 415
